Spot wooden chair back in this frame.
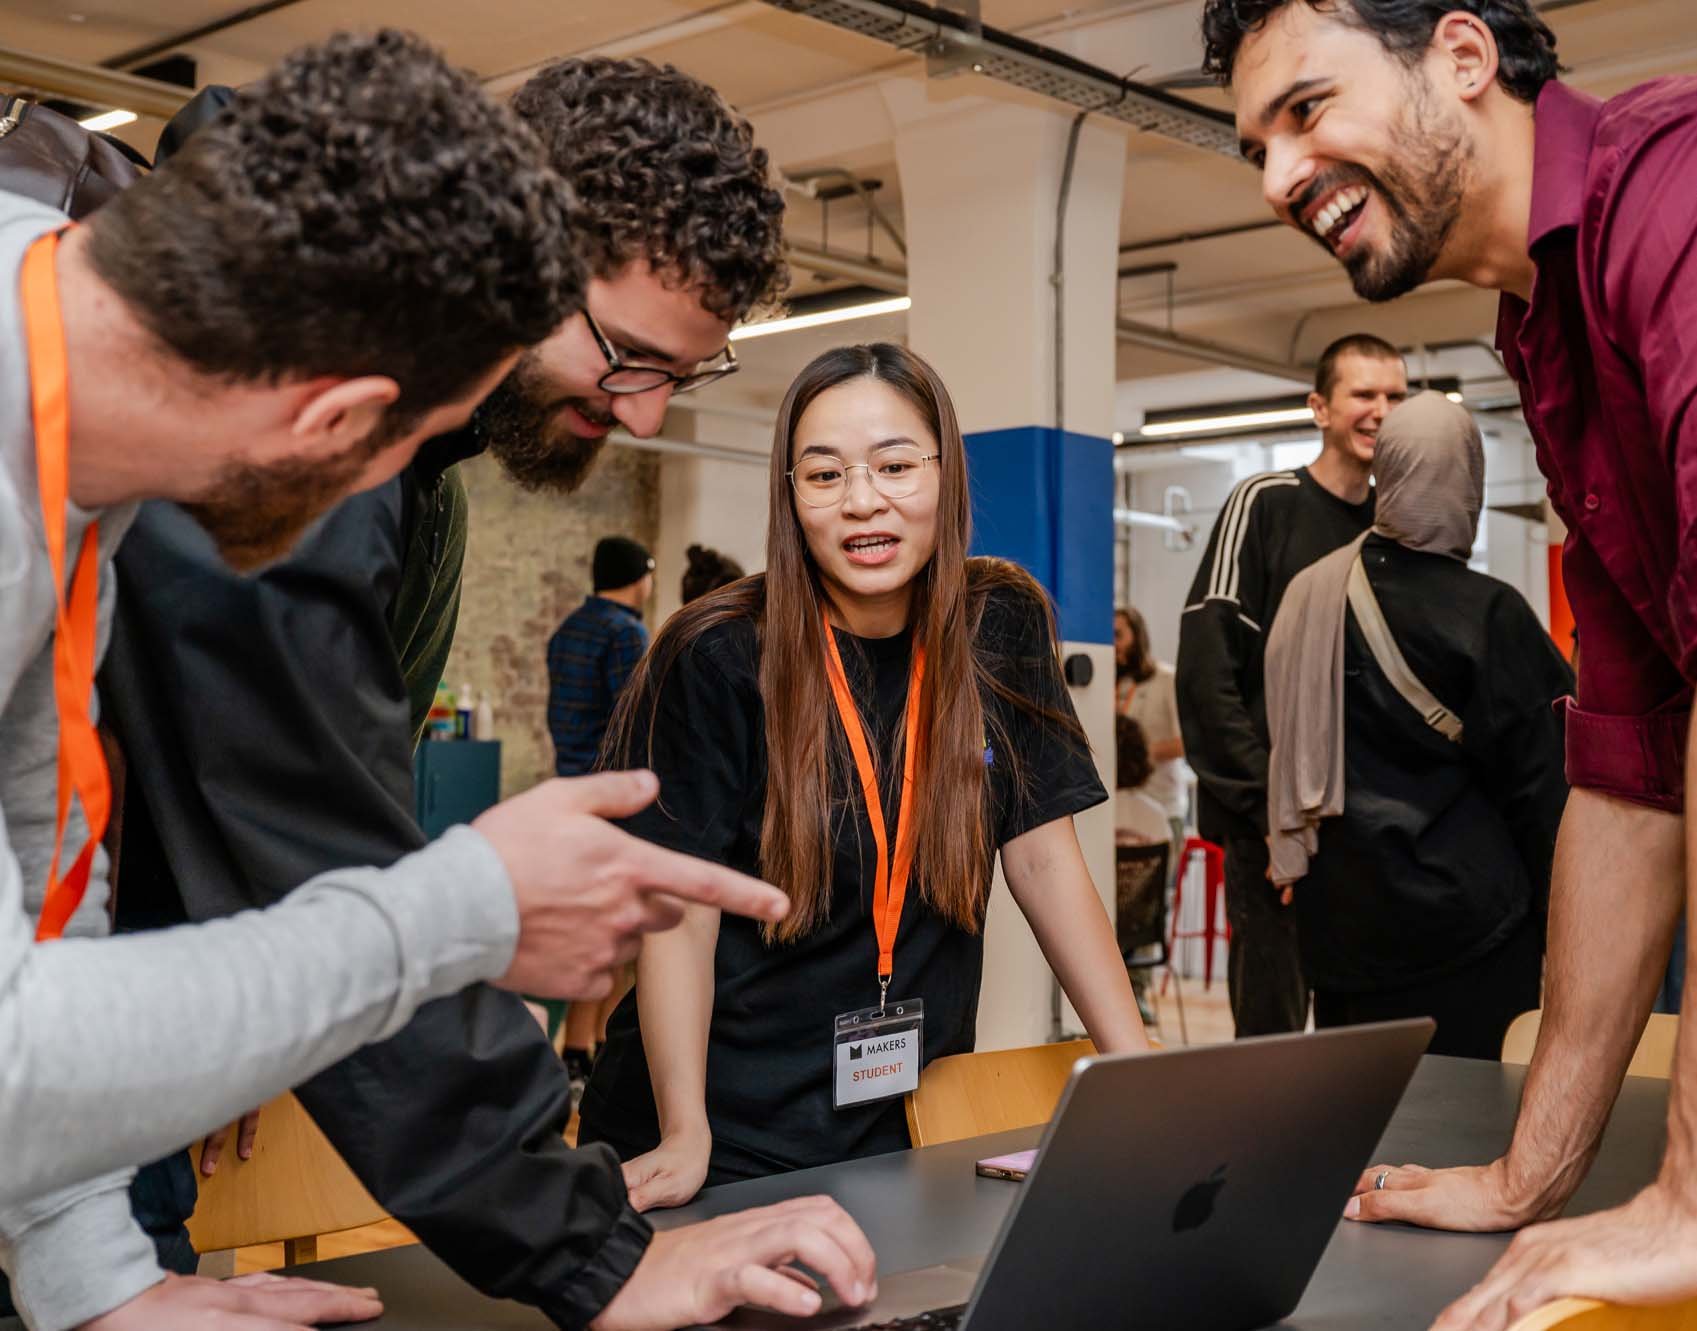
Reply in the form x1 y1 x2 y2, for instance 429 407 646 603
1501 1011 1679 1080
1508 1298 1697 1330
186 1091 389 1264
905 1039 1096 1148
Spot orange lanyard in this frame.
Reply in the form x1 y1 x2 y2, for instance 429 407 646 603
820 608 926 1008
21 230 110 942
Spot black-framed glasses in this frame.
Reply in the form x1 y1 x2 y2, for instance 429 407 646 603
788 446 942 508
583 308 738 396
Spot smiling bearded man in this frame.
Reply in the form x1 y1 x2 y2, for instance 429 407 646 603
1203 1 1697 1326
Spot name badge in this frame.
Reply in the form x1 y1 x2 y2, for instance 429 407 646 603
833 998 924 1109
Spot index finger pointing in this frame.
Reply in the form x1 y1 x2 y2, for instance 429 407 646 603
633 844 789 922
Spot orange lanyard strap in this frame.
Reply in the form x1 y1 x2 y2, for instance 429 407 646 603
22 230 110 942
820 607 926 1001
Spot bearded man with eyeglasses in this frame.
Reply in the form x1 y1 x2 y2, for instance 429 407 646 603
96 55 811 1331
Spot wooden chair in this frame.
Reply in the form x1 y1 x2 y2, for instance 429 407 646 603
186 1091 391 1264
905 1039 1096 1148
1501 1011 1679 1080
1507 1298 1697 1330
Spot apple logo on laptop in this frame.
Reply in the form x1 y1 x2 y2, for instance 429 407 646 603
1172 1164 1228 1233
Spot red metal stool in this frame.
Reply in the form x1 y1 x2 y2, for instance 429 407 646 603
1165 836 1229 991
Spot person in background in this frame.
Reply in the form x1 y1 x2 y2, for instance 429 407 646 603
1115 606 1187 878
1207 0 1697 1317
682 544 747 604
102 53 875 1331
546 536 657 1093
1176 334 1409 1037
1113 714 1164 1026
580 343 1150 1209
550 536 657 779
1265 392 1570 1059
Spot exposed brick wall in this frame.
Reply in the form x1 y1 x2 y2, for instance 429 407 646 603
444 447 659 798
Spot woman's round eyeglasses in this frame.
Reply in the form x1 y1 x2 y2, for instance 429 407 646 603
585 308 738 396
788 446 941 508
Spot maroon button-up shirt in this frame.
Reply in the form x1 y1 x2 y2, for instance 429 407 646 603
1496 78 1697 813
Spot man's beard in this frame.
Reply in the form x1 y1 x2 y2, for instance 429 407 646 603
477 351 613 494
1301 89 1472 303
180 410 410 572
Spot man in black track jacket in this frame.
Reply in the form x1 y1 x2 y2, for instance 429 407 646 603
1176 334 1408 1035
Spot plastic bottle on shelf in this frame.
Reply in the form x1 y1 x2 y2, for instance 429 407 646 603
428 681 456 741
474 692 496 742
456 681 475 740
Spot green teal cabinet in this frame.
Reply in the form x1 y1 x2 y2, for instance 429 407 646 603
413 740 501 838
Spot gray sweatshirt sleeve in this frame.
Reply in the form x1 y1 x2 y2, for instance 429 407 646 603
0 823 519 1325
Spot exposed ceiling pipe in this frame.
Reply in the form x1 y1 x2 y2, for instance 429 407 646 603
784 242 907 293
1119 218 1284 254
0 45 191 119
786 166 907 256
99 1 308 71
783 244 1310 381
1115 317 1310 384
758 0 1241 159
484 1 768 94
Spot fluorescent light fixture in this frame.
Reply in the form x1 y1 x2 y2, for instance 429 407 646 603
730 295 911 342
78 109 137 132
1139 405 1314 438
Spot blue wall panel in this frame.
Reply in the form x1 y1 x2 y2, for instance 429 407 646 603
964 425 1113 645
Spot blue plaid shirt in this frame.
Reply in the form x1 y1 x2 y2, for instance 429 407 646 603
547 595 649 776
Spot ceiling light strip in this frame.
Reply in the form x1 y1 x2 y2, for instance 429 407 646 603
1139 406 1316 438
730 295 912 341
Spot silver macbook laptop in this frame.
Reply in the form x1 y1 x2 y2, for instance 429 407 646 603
716 1018 1434 1331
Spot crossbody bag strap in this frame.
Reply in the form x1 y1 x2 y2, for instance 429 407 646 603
1346 554 1464 743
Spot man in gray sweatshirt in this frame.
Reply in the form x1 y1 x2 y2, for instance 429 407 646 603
0 30 875 1331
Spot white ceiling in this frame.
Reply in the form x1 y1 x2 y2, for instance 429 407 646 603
5 0 1695 418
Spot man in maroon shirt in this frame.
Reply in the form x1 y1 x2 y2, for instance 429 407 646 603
1201 0 1697 1326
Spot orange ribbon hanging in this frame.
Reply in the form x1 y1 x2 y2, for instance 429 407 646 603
820 608 927 998
22 230 111 942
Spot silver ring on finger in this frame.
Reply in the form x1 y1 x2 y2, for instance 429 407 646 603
1374 1170 1390 1191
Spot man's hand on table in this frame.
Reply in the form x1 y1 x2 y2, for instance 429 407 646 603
201 1107 262 1176
1343 1158 1554 1231
589 1196 877 1330
473 771 789 999
1425 1180 1697 1330
76 1272 381 1331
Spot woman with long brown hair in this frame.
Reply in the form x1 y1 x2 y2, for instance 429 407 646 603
578 343 1147 1207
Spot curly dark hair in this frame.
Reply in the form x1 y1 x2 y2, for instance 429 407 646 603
86 29 584 421
510 56 787 324
1201 0 1561 104
681 543 747 603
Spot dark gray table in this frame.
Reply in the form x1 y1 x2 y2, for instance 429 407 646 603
8 1056 1668 1330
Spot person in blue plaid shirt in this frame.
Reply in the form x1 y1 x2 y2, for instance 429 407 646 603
549 536 656 777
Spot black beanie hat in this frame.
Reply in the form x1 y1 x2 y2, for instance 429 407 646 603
593 536 655 592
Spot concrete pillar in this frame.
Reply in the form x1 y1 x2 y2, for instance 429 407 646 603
894 98 1126 1050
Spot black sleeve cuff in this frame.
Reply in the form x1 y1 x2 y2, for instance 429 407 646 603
542 1202 655 1330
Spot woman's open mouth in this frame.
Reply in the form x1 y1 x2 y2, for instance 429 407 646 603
843 533 901 567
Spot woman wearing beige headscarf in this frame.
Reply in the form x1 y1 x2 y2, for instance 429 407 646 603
1263 392 1573 1058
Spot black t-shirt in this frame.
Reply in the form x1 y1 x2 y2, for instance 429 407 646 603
578 578 1106 1183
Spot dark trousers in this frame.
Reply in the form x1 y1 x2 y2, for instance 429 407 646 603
0 1151 198 1317
1223 836 1309 1037
1313 913 1544 1061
